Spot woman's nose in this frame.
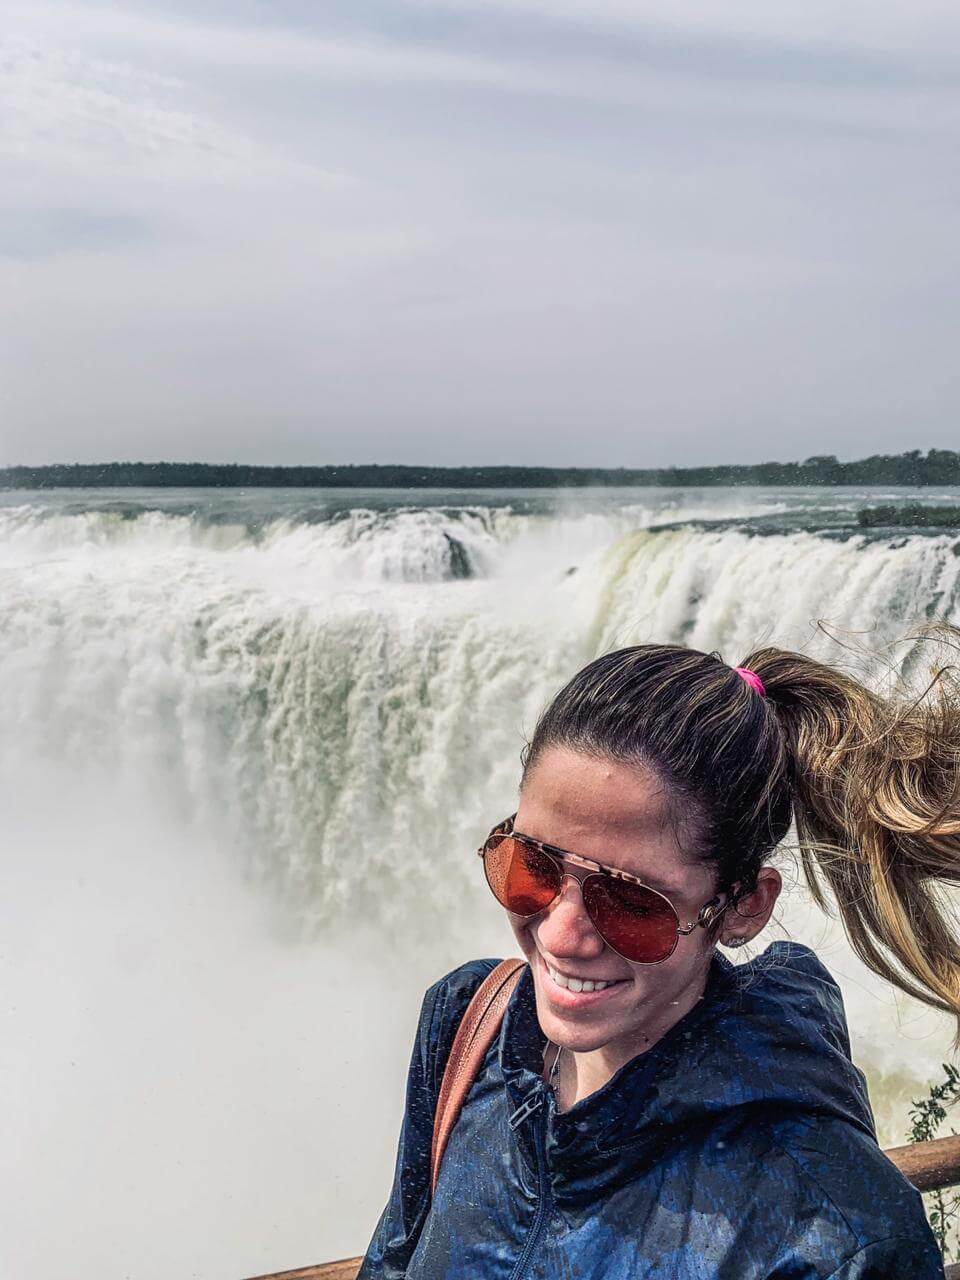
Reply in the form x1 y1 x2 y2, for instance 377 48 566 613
535 874 606 956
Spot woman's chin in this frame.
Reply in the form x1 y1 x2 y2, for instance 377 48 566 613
534 984 633 1052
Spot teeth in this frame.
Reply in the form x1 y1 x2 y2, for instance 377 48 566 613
546 963 617 993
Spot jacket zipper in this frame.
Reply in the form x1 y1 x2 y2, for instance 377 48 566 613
507 1090 553 1280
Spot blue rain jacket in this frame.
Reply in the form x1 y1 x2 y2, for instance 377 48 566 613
358 942 944 1279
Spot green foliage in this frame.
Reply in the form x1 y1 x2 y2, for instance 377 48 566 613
907 1063 960 1260
858 504 960 529
2 448 960 489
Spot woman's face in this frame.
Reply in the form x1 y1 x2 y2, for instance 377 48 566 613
510 745 723 1062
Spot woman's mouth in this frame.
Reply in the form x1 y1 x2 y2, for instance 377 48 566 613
537 951 628 1008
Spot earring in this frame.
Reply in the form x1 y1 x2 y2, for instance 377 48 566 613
724 937 747 948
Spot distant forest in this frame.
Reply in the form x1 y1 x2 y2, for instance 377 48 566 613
2 450 960 489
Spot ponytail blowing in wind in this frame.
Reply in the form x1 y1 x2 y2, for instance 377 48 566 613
520 623 960 1040
751 627 960 1038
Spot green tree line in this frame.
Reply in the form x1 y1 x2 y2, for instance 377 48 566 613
2 450 960 489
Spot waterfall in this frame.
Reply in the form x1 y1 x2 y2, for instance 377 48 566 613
4 485 958 1278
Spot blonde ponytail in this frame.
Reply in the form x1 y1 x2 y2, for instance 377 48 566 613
745 624 960 1042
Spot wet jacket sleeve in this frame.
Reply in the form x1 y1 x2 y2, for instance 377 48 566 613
355 959 498 1280
820 1233 946 1279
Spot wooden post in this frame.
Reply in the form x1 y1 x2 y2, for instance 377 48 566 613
883 1134 960 1194
243 1262 362 1280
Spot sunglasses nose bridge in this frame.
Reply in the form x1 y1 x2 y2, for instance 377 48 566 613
533 870 612 960
549 866 587 900
542 869 596 920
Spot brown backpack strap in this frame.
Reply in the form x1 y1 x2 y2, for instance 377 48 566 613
430 957 526 1196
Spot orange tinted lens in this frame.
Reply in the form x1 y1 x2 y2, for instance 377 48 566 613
483 835 562 916
582 876 680 963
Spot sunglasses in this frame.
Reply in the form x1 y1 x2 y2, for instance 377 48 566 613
478 813 730 965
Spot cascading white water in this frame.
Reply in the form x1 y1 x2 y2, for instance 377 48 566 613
3 485 959 1279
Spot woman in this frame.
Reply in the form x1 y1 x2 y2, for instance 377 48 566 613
358 639 960 1278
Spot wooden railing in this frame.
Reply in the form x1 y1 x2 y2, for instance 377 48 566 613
243 1135 960 1280
246 1266 360 1280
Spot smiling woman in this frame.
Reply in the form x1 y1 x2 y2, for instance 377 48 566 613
356 633 960 1279
496 749 783 1110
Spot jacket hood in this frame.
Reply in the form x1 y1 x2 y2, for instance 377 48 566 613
497 941 877 1203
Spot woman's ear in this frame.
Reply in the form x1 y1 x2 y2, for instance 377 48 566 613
722 866 782 945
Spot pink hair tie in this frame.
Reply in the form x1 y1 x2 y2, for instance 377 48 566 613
734 667 766 698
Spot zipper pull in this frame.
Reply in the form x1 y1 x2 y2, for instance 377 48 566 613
508 1091 544 1130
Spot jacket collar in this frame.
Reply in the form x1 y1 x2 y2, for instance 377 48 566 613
497 943 876 1204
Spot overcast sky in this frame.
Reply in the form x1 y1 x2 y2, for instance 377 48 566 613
2 1 958 467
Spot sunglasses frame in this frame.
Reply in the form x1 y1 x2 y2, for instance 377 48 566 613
478 813 731 964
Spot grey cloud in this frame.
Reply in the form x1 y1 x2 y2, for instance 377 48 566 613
0 208 161 260
1 0 958 466
79 0 960 93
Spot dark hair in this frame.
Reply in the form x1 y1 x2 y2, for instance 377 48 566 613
520 627 960 1038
